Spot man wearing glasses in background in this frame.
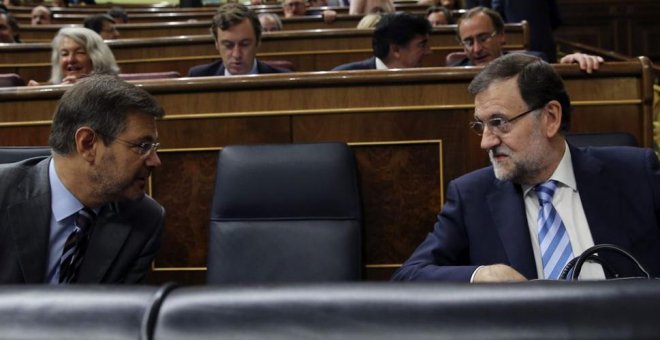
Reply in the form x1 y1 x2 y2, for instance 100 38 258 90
0 75 166 284
393 54 660 282
449 7 603 73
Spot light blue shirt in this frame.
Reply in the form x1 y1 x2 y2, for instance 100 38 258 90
45 158 85 284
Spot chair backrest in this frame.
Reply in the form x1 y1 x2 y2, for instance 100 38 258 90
0 73 26 87
0 147 51 164
154 281 660 340
565 132 638 147
445 51 467 66
0 286 162 340
206 142 362 284
261 59 296 72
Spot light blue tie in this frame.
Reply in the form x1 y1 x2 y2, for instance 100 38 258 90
535 180 573 279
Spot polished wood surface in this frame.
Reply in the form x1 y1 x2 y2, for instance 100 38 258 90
1 23 527 82
0 59 653 283
556 0 660 63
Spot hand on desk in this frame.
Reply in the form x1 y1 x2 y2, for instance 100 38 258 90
473 264 527 282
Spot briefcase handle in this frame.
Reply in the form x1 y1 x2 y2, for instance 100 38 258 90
559 244 652 280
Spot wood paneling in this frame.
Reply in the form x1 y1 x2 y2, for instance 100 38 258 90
0 60 652 283
556 0 660 62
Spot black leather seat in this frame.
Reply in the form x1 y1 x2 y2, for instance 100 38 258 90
206 142 362 284
565 132 638 147
0 285 166 340
153 281 660 340
0 147 50 163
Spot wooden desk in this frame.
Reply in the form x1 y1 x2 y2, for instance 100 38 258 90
0 59 653 283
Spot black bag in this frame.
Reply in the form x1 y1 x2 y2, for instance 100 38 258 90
559 244 653 280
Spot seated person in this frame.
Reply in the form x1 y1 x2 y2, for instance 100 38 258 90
450 7 603 73
0 9 19 43
418 0 459 9
426 5 453 27
107 6 128 24
31 5 52 25
332 12 431 70
83 14 120 40
282 0 337 24
258 13 282 32
349 0 395 15
187 3 289 77
28 27 119 86
393 53 660 282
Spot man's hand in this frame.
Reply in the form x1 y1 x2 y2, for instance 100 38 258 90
473 264 527 282
322 10 337 24
559 52 604 74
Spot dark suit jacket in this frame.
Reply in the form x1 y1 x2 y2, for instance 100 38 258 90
187 60 288 77
393 145 660 282
332 57 377 71
0 157 165 284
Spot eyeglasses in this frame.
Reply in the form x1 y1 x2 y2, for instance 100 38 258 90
469 105 544 136
459 31 498 49
96 131 160 158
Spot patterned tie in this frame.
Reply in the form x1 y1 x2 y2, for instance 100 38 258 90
535 180 574 279
59 207 96 283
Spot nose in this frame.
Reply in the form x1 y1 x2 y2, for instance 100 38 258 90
231 45 242 58
471 40 484 54
145 150 162 168
424 44 432 56
479 125 500 151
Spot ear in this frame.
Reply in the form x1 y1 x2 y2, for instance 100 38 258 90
74 127 98 163
543 100 563 138
389 43 400 59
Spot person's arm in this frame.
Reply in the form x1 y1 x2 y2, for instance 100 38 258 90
349 0 364 14
121 205 165 284
559 52 604 74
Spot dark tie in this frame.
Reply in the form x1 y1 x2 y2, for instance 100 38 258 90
535 180 574 279
59 207 96 284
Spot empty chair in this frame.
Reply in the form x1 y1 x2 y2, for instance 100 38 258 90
0 147 50 163
565 132 638 147
207 142 362 284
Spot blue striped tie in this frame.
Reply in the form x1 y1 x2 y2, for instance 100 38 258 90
59 208 96 283
535 180 573 279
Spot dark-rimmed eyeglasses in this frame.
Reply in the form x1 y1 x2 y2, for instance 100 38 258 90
469 105 544 136
96 131 159 158
459 31 498 49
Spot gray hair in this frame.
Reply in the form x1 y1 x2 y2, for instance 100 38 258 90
50 27 119 84
49 74 165 155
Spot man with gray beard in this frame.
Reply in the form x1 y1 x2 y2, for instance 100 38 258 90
393 53 660 282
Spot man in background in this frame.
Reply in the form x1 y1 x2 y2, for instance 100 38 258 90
31 5 52 25
188 3 289 76
83 14 120 40
449 7 602 73
333 12 432 70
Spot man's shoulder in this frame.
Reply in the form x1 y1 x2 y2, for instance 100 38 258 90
576 145 653 167
0 157 50 206
187 60 224 77
447 57 471 67
332 57 376 71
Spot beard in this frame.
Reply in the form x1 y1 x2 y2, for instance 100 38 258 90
488 128 547 185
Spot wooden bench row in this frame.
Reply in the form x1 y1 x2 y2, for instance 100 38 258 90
2 23 528 82
0 59 653 284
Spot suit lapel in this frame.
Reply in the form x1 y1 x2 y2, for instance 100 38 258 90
570 146 629 248
5 159 51 283
78 203 132 283
487 180 538 279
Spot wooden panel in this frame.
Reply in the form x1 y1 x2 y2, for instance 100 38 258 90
0 61 652 284
556 0 660 63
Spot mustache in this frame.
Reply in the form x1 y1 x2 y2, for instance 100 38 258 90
489 145 512 159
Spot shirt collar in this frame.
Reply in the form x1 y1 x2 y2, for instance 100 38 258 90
224 59 259 76
49 158 84 222
523 140 577 195
375 57 389 70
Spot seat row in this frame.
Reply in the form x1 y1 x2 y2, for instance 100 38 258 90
1 280 658 340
